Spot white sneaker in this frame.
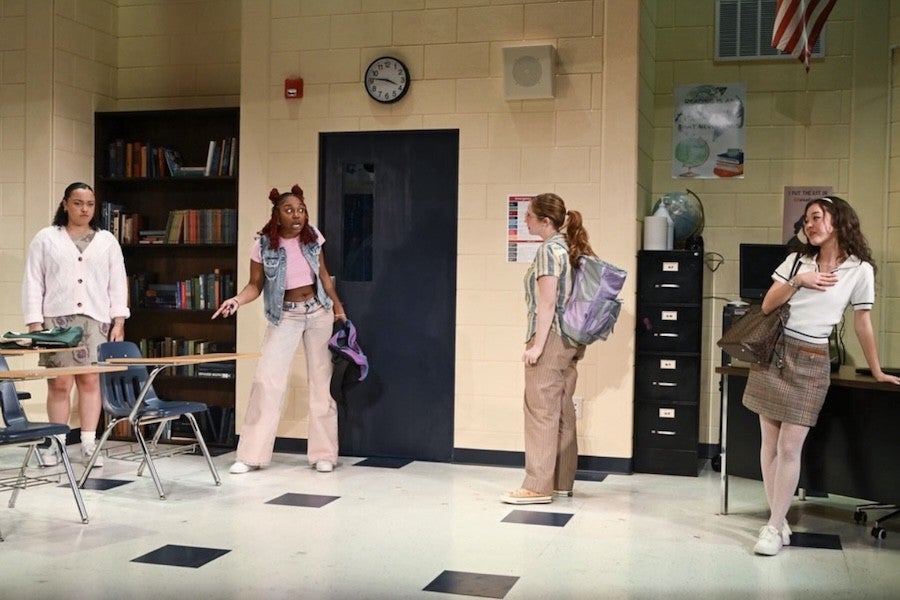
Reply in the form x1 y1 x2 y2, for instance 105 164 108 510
39 447 59 467
82 445 104 468
553 489 573 497
753 525 783 556
229 461 259 474
315 460 334 473
782 520 792 546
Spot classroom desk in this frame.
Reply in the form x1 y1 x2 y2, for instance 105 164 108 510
717 365 900 515
0 364 128 381
0 364 129 532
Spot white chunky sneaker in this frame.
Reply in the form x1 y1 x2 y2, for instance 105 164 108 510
229 461 259 474
315 460 334 473
782 520 792 546
753 525 783 556
39 447 60 467
82 444 104 468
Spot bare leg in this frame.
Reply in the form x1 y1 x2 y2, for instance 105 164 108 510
73 373 102 433
46 375 75 424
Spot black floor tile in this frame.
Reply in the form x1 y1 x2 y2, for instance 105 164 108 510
131 544 230 568
74 478 133 491
186 445 234 457
575 471 608 482
423 570 519 599
266 492 339 508
789 531 842 550
354 457 412 469
502 509 573 527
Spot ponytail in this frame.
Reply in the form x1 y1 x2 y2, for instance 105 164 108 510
565 210 595 268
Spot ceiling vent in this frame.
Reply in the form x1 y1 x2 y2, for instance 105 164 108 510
715 0 825 61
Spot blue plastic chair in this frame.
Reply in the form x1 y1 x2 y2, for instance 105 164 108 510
79 341 220 499
0 355 88 541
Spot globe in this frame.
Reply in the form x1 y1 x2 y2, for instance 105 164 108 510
652 190 704 244
674 137 709 177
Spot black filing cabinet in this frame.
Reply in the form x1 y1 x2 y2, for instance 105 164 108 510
633 250 703 476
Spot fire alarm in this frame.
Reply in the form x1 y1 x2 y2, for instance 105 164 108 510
284 78 303 99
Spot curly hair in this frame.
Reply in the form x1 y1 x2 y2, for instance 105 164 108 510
52 182 100 230
258 184 317 249
530 193 595 268
800 195 876 276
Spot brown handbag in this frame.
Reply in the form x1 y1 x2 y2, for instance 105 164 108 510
717 304 790 365
717 252 801 366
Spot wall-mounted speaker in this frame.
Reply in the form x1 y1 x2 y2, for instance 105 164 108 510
502 45 555 100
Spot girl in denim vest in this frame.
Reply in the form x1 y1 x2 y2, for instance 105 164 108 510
213 185 346 474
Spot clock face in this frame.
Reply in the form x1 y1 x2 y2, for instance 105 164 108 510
365 57 410 104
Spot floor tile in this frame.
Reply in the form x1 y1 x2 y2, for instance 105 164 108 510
265 492 340 508
501 509 573 527
354 456 412 468
790 531 843 550
76 478 133 491
131 544 231 568
423 570 519 599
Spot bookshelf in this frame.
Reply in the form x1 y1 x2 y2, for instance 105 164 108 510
94 108 240 447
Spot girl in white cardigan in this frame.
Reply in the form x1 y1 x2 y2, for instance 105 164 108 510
22 182 130 467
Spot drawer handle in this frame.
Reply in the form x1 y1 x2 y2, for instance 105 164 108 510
654 333 679 338
652 430 676 436
652 381 677 387
655 283 681 289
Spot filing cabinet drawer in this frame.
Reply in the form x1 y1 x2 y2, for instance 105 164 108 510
634 403 698 451
637 251 703 304
634 354 700 402
636 306 701 352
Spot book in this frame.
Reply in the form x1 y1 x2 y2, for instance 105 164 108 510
205 140 217 176
164 148 182 176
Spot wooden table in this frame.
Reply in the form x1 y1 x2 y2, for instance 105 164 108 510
0 346 86 356
0 365 128 381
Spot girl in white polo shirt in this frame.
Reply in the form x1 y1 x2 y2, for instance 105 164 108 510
742 195 900 556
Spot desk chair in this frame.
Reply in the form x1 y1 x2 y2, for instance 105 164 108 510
854 503 897 540
80 341 220 499
0 356 88 541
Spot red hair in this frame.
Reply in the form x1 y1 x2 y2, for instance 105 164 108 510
258 184 316 249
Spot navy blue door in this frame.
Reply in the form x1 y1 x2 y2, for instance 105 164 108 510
319 130 458 461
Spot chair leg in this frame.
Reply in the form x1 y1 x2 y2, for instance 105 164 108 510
8 443 36 509
136 420 169 478
79 417 120 487
133 420 167 499
54 437 89 524
185 413 221 486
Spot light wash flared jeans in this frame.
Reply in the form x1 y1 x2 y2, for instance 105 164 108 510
236 305 337 467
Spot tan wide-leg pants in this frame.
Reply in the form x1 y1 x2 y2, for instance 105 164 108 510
236 305 337 467
522 331 584 494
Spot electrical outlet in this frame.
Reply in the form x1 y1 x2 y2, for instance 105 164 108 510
573 396 584 419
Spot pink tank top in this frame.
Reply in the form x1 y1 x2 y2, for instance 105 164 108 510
251 230 325 289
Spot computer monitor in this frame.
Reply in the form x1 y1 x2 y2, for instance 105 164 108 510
739 243 789 301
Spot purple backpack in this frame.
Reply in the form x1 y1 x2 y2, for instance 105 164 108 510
561 254 627 345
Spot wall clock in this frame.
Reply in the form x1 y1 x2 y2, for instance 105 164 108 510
364 56 410 104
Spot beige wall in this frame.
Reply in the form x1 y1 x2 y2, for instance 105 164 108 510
649 0 898 446
238 0 639 459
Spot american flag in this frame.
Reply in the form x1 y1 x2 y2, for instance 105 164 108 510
771 0 837 71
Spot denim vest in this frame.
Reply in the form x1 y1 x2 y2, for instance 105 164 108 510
259 231 333 326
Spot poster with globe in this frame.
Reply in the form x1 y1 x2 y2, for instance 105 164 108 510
673 83 745 179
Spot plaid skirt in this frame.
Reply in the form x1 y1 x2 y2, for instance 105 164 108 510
741 335 831 427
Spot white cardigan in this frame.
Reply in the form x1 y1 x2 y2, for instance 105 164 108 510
22 226 130 326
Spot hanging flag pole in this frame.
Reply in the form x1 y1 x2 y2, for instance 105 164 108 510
771 0 837 71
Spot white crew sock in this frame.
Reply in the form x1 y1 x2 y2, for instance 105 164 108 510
80 431 96 448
